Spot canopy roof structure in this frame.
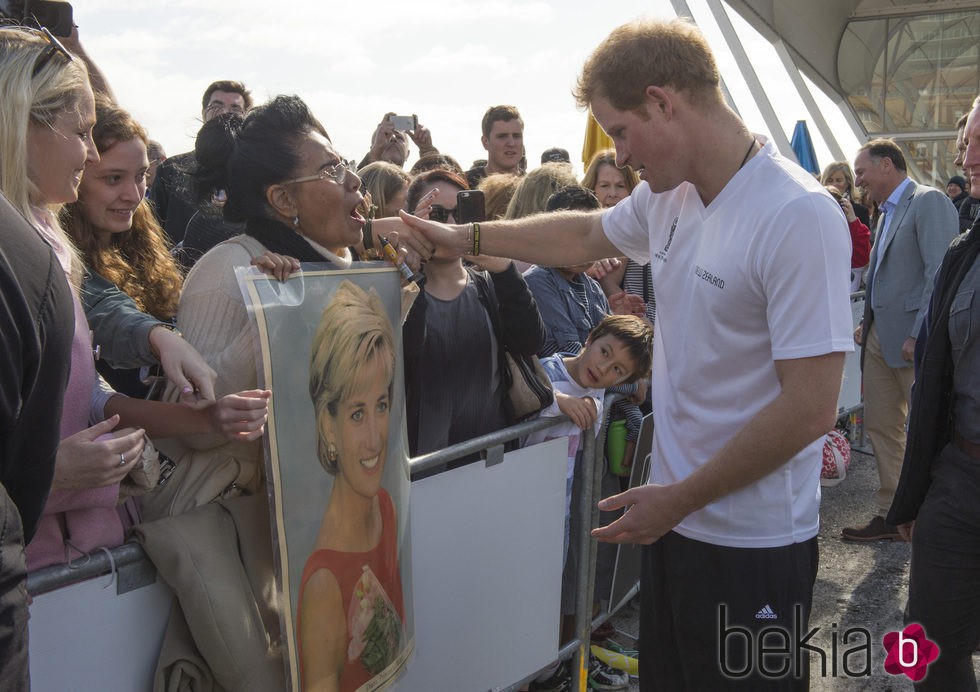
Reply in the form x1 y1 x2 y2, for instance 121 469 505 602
722 0 980 183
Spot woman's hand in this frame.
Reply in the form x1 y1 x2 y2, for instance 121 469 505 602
839 198 858 223
555 391 598 430
608 290 646 318
148 327 218 408
586 257 623 281
52 415 146 491
411 187 440 221
251 252 300 282
208 389 271 442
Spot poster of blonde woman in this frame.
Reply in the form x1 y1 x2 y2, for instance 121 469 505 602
240 267 413 692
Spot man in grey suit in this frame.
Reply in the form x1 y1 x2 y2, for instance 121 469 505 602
842 139 959 541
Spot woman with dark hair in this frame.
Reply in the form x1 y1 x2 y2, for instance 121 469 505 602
402 169 546 460
148 95 369 517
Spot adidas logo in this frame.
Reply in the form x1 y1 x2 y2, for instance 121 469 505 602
755 605 778 620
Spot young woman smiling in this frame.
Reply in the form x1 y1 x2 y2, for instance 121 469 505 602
65 99 184 396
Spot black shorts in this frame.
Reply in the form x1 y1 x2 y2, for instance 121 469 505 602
639 531 819 691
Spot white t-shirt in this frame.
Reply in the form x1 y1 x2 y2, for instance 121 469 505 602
602 139 854 548
525 354 604 481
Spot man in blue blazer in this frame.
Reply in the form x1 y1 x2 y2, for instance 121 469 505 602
843 139 959 542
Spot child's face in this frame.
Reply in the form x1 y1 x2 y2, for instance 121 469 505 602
578 334 638 389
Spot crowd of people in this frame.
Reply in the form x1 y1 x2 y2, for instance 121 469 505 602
0 11 977 692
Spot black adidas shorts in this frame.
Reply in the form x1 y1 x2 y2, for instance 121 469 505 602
638 531 818 691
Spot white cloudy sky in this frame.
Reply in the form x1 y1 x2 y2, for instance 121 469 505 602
74 0 861 177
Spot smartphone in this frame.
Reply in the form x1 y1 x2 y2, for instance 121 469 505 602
456 190 486 224
388 114 417 132
24 0 73 37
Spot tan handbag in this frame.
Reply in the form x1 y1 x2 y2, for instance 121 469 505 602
504 351 554 421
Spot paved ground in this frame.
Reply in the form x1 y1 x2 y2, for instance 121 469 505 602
607 448 980 690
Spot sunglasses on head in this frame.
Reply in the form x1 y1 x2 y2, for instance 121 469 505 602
0 25 75 77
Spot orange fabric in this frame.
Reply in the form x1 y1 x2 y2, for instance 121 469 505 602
296 489 403 691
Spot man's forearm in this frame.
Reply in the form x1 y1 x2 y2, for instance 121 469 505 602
476 211 618 267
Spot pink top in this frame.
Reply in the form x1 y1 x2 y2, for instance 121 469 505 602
25 211 127 570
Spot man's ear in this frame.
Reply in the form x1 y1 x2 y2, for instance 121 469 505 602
481 135 490 152
266 183 297 219
644 86 673 120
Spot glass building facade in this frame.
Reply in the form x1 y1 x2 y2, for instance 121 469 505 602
840 10 980 183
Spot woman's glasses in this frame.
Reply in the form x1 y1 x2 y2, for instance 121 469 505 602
0 25 75 77
281 160 356 187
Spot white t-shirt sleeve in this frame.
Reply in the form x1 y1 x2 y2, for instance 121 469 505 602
758 194 855 359
601 185 656 265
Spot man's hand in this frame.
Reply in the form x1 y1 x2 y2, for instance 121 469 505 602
396 209 467 260
407 121 435 155
591 483 694 544
853 322 863 345
368 113 398 158
897 521 914 542
902 336 916 362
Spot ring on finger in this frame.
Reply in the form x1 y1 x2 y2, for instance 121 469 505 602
119 453 127 467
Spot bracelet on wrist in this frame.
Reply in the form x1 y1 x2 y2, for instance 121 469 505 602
471 223 481 256
362 219 374 250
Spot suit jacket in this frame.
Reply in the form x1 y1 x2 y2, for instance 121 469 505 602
862 181 958 368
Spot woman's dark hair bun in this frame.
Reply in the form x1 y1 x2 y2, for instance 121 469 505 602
193 112 245 207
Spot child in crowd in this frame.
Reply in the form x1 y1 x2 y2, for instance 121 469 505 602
526 314 653 563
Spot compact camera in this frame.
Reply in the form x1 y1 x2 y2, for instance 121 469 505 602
0 0 74 37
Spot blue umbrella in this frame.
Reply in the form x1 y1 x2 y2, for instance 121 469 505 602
790 120 819 175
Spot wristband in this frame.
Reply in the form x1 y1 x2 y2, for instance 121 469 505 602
471 223 481 256
362 219 374 250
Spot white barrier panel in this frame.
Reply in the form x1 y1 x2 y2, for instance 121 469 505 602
29 575 172 690
399 438 567 692
27 437 567 692
837 294 865 415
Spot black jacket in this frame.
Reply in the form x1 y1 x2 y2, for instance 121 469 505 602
403 262 545 456
0 194 73 540
888 221 980 525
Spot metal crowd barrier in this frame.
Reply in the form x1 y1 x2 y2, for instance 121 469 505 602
28 397 630 692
